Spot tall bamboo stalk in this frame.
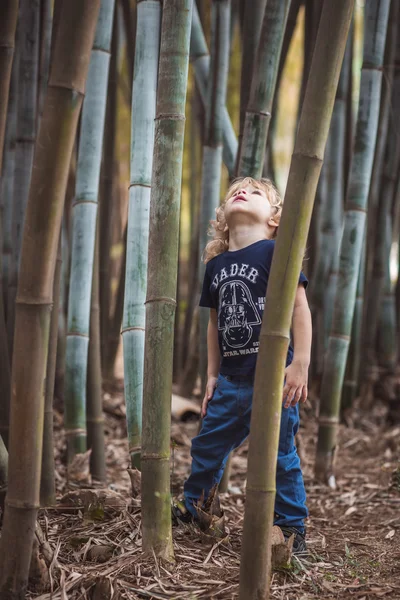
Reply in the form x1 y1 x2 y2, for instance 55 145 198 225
1 50 19 317
362 6 398 378
87 217 106 482
199 0 230 388
40 237 61 507
190 2 237 176
141 0 192 560
341 237 365 411
0 2 100 596
0 0 19 169
309 36 351 359
38 0 52 117
0 0 17 447
122 0 161 469
99 8 118 373
315 0 390 485
238 2 354 597
7 0 40 356
65 0 115 462
237 0 290 178
107 221 126 378
238 0 266 140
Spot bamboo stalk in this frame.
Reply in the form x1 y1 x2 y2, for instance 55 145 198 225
87 217 106 482
99 8 118 373
315 0 390 485
40 237 62 507
238 2 354 597
341 237 365 411
1 49 19 317
0 2 100 595
65 0 115 462
362 5 398 378
38 0 52 117
107 221 126 379
7 0 40 357
0 0 19 170
199 0 231 389
238 0 266 140
141 0 192 560
237 0 291 178
122 0 161 469
190 2 238 176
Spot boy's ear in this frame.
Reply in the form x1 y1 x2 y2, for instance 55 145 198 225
268 212 280 229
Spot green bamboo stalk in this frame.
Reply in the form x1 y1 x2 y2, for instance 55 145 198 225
38 0 52 117
107 222 126 379
0 0 19 170
40 237 62 507
121 0 136 91
341 237 365 411
362 6 398 377
87 217 106 482
65 0 115 462
141 0 192 560
238 0 266 140
237 0 290 179
99 8 118 373
7 0 40 357
122 0 161 469
0 0 17 447
199 0 231 388
315 0 390 485
0 2 100 595
190 2 237 176
238 2 354 597
1 50 19 316
309 36 351 362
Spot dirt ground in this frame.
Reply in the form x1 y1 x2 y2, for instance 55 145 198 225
29 367 400 600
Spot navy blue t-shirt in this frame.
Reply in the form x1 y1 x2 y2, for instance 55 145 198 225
199 239 308 376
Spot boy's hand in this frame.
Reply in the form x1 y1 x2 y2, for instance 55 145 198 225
282 360 308 408
202 375 218 417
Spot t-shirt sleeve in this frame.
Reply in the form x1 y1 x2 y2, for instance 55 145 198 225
299 271 308 288
199 264 215 308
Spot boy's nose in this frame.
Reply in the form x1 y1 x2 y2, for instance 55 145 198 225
236 189 247 195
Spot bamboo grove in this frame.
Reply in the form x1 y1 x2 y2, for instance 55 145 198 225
0 0 399 598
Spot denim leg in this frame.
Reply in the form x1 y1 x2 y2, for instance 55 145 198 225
274 403 308 530
184 375 251 517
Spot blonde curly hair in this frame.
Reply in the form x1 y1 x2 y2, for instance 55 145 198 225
203 177 283 263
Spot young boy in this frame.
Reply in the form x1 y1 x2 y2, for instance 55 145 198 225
177 177 311 553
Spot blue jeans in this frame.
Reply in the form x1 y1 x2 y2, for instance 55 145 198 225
184 373 308 529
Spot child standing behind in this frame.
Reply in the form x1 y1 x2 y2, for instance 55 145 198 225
176 177 311 553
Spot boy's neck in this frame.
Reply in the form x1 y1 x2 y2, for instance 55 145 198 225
228 224 271 252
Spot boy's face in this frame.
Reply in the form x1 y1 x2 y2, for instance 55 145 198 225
224 183 278 229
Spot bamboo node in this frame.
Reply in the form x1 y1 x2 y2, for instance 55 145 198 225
330 333 350 342
145 296 177 307
67 331 90 339
86 417 104 424
121 326 145 334
292 150 323 163
155 113 185 121
245 486 276 494
141 454 170 461
345 204 367 214
6 498 40 510
64 428 87 436
15 296 52 306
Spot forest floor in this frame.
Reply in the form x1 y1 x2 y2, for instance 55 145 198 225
29 361 400 600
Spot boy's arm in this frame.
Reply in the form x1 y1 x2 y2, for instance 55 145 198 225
202 308 220 416
282 285 312 408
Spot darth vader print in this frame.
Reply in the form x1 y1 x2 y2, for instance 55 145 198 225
218 280 261 348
